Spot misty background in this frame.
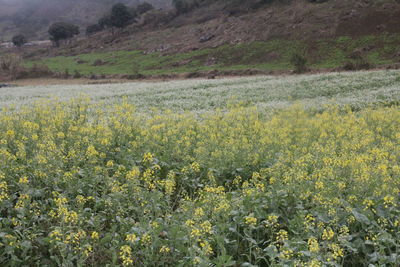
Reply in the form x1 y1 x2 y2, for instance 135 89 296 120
0 0 170 41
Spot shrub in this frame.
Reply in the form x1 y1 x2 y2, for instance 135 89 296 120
343 50 371 71
14 64 53 79
110 3 135 29
0 54 21 72
11 34 27 48
63 69 70 79
48 22 80 46
98 15 113 29
86 24 104 36
73 70 82 79
0 54 22 79
290 53 308 73
136 2 154 15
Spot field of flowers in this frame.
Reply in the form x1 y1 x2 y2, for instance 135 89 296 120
2 70 400 111
0 71 400 266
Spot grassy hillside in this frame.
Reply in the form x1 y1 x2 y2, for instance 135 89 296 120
25 34 400 76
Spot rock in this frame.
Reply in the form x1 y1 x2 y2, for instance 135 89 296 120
0 84 14 88
199 34 215 43
92 59 106 66
205 57 217 66
207 70 219 79
172 59 192 67
75 58 87 64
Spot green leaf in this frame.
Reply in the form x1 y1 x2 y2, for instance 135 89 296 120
352 209 370 225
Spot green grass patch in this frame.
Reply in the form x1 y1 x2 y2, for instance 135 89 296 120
25 34 400 76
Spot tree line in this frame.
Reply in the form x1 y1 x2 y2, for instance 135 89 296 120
10 2 155 47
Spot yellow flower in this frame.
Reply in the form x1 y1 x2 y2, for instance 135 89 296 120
56 132 65 139
199 240 213 255
126 167 140 180
276 230 288 242
18 176 29 184
185 219 195 227
279 247 294 259
126 233 137 243
244 216 257 226
322 228 334 241
91 231 99 240
190 228 201 239
119 245 133 266
159 246 171 253
141 233 151 245
200 221 212 234
266 215 279 227
383 195 395 207
143 152 154 163
86 145 98 157
330 243 344 260
190 162 200 172
194 208 204 217
106 160 114 167
308 237 319 253
306 259 322 267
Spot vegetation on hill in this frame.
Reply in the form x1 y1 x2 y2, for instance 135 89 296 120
24 34 400 77
1 0 400 78
0 0 170 40
48 23 80 47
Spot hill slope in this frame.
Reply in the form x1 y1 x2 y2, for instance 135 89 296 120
2 0 400 80
0 0 171 41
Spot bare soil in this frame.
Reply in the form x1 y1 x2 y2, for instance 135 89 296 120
17 0 399 58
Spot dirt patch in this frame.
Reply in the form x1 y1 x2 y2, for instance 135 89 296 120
336 7 400 36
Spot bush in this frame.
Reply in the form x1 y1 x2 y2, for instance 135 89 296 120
73 70 82 79
86 24 104 36
11 34 27 48
98 15 113 29
48 22 80 46
343 50 371 71
110 3 135 29
136 2 154 15
0 54 21 72
0 54 22 79
290 53 308 73
14 64 53 79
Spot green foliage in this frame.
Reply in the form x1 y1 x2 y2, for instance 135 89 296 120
343 50 371 71
98 15 113 29
136 2 154 15
290 53 308 73
86 24 104 36
25 34 400 76
48 22 79 46
0 97 399 266
110 3 135 29
11 34 27 48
